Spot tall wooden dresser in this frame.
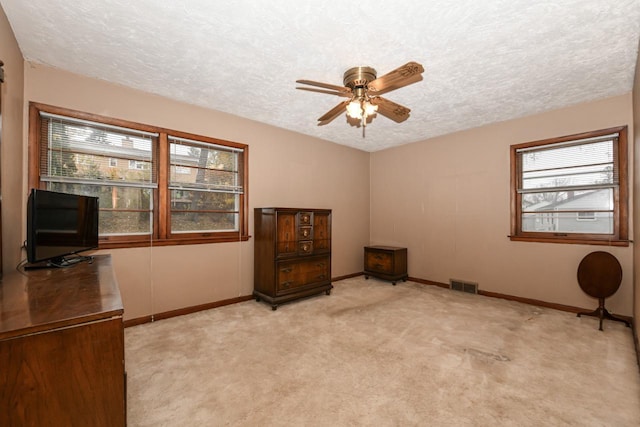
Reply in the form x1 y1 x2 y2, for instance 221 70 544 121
254 208 332 310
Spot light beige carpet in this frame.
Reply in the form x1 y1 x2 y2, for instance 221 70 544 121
125 277 640 426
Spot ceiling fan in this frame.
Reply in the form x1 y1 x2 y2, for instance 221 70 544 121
296 61 424 136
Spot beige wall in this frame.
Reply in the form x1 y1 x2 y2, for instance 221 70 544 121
371 94 635 316
633 38 640 333
20 63 370 320
0 5 24 273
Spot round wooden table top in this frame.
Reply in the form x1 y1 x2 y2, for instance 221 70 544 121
577 251 622 299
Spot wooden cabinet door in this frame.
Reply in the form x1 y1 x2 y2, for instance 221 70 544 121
0 318 125 427
313 211 331 252
276 212 296 256
0 60 4 276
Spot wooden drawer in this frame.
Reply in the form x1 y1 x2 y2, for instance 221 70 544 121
298 212 312 225
299 226 312 239
277 256 330 294
365 250 393 273
299 240 313 255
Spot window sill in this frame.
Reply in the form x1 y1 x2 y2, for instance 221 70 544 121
509 235 630 247
99 234 251 249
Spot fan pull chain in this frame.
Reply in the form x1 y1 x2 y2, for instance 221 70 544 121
361 104 366 138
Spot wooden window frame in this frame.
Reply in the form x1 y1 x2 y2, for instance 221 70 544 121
29 102 250 249
509 126 628 246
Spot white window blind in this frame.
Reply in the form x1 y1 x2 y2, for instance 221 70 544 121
38 112 158 236
516 134 618 194
40 112 158 188
168 135 245 234
168 136 244 194
515 133 619 235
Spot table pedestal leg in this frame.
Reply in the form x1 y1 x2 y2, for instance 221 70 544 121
577 298 631 331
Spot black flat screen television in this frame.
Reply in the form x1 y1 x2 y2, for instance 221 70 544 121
26 189 99 268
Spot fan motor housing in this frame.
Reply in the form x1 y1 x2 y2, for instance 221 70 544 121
343 66 377 89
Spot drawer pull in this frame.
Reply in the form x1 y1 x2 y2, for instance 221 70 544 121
316 263 325 267
316 274 326 280
375 263 384 269
374 254 383 260
280 267 293 273
281 281 293 288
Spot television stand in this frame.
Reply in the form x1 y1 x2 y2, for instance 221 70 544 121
1 255 126 426
24 255 94 270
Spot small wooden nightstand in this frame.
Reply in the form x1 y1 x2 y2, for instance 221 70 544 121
364 246 408 285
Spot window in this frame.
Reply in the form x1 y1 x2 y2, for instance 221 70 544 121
168 136 244 234
175 166 190 174
510 126 628 245
29 103 249 248
128 159 146 170
576 211 596 221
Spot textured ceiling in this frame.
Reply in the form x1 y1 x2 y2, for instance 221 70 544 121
1 0 639 152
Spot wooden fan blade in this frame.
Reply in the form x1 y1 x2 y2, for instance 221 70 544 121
370 97 411 123
296 86 352 97
296 79 352 93
317 100 349 124
367 62 424 93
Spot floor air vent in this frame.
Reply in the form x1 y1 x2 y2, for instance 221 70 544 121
449 279 478 294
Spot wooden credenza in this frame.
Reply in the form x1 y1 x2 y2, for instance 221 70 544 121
0 255 126 426
254 208 332 310
364 245 408 285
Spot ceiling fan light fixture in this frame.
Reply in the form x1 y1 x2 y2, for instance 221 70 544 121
346 99 364 119
296 61 424 134
346 98 377 121
364 100 378 116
